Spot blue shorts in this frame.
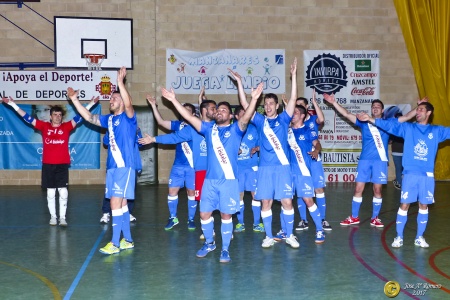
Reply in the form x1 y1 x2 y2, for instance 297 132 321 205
310 160 326 189
200 179 240 214
237 167 257 193
254 165 293 201
292 173 314 198
356 160 387 184
105 167 136 199
400 173 435 205
168 164 195 190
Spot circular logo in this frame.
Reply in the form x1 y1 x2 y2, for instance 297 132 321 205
384 281 400 298
305 53 347 95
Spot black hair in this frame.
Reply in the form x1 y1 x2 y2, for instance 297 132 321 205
264 93 278 104
419 102 434 113
183 103 196 115
296 97 308 106
200 99 216 113
50 105 65 117
234 105 245 116
217 101 232 113
371 99 384 109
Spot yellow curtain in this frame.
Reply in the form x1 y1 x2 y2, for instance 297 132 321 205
394 0 450 179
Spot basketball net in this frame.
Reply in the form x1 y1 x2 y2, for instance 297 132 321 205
84 54 105 71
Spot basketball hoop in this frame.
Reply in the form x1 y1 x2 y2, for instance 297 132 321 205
84 53 105 71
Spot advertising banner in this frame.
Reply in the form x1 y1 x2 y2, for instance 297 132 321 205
0 103 101 169
0 71 118 100
303 50 380 182
166 49 286 94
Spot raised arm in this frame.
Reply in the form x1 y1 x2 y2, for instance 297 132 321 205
67 88 101 126
161 87 202 132
1 96 37 126
398 96 428 123
323 93 357 124
311 88 324 125
198 86 207 106
117 67 134 118
285 57 297 117
238 83 264 131
146 94 171 130
228 69 250 110
71 95 99 127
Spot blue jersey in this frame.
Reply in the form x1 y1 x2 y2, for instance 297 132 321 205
375 118 450 173
170 120 194 167
237 123 259 169
252 111 292 167
289 126 316 175
156 124 208 171
103 129 142 172
100 112 138 170
199 121 244 180
304 114 319 134
355 119 390 161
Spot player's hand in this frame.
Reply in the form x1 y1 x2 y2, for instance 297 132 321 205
161 87 177 102
138 133 156 145
67 87 79 101
323 93 335 104
146 95 157 106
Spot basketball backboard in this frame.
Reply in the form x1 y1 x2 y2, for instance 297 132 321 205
54 16 133 69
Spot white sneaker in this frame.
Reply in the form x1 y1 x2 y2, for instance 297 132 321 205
414 236 429 248
392 236 403 248
49 216 57 226
285 234 300 248
262 236 275 248
59 218 67 227
100 213 110 224
130 214 137 222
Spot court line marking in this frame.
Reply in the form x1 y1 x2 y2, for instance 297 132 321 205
63 228 107 300
381 219 450 293
0 260 61 300
429 246 450 280
348 218 418 299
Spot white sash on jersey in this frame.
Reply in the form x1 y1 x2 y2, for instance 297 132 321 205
263 117 289 165
179 122 194 168
211 124 235 179
287 128 311 176
108 115 125 168
368 123 388 162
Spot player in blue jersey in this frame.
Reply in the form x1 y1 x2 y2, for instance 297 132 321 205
160 83 263 263
145 95 197 231
233 105 264 233
68 67 138 255
324 94 418 228
295 92 332 231
324 94 389 228
358 101 450 248
288 105 326 244
236 58 305 249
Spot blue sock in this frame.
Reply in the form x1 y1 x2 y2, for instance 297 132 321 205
308 204 322 231
237 200 245 224
187 197 197 221
279 210 288 234
167 195 178 218
261 210 273 238
298 199 307 222
371 197 382 219
201 217 215 244
283 209 294 236
221 219 233 250
252 200 261 225
111 209 123 246
316 193 326 220
351 196 363 218
416 208 428 238
121 205 133 242
396 208 408 239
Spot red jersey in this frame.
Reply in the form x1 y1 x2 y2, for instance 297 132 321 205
34 120 75 164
